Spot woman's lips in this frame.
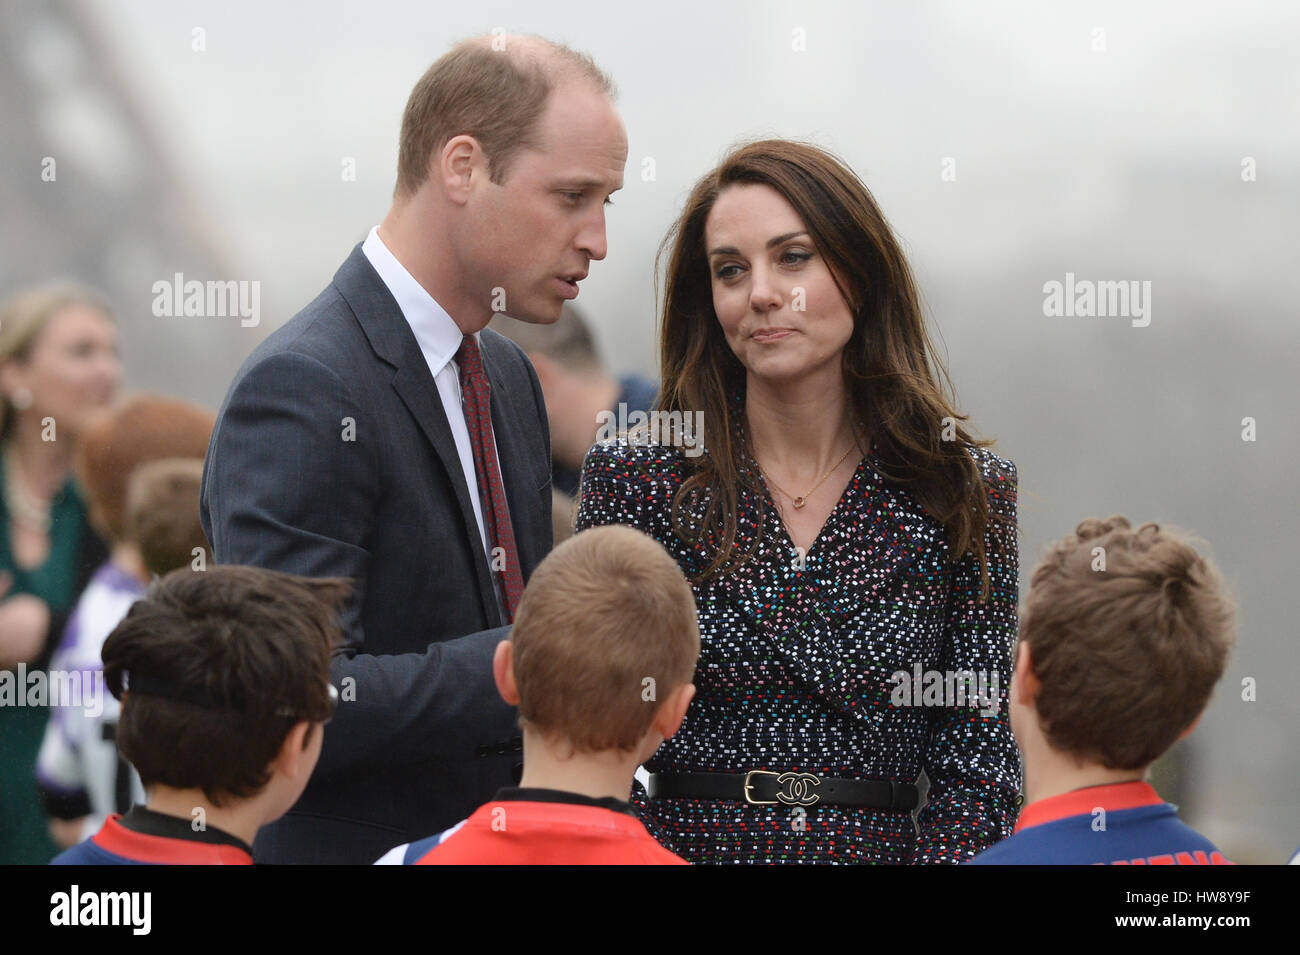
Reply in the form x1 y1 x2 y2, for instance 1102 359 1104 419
750 327 794 342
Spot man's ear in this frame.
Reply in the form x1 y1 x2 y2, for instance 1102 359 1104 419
653 682 696 742
438 135 479 205
493 639 519 706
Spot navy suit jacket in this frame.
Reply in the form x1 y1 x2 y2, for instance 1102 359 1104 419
200 244 552 863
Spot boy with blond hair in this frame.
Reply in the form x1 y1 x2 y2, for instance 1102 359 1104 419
377 525 698 865
969 515 1236 865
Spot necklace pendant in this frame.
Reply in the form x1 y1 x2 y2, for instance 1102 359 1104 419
792 496 806 509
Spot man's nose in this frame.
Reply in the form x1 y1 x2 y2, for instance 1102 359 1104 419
577 207 608 262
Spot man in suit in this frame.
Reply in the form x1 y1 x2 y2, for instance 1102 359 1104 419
200 34 627 863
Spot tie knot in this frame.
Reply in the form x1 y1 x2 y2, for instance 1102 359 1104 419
455 334 483 378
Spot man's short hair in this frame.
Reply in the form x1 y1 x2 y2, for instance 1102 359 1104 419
395 34 615 198
490 306 603 374
1020 515 1236 770
126 458 209 578
102 566 348 807
76 395 215 543
510 525 699 753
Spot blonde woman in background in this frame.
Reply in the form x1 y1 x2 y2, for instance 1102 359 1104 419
0 283 120 864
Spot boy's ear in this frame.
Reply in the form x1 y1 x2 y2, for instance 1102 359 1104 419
1013 641 1040 707
1177 713 1202 741
273 721 314 780
493 640 519 706
654 682 696 742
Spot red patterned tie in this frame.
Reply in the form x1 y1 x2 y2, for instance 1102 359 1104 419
455 334 524 622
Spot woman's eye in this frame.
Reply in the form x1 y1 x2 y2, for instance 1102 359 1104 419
715 264 742 280
781 250 812 266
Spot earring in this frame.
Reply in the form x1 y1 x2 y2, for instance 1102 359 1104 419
9 387 32 411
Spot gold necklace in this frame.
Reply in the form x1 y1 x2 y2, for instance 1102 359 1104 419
759 443 859 510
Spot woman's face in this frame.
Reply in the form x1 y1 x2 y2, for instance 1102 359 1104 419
8 305 121 437
704 183 856 386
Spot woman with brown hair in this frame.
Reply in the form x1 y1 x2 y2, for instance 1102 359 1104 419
576 140 1021 863
0 283 120 863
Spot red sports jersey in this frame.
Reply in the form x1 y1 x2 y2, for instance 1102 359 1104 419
408 791 686 865
51 809 254 865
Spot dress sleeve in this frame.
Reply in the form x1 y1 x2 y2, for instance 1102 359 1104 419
575 440 650 535
911 451 1023 864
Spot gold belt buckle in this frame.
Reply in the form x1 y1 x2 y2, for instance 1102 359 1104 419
742 770 782 805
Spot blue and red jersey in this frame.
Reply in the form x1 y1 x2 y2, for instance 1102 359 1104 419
966 780 1231 865
50 807 253 865
376 788 687 865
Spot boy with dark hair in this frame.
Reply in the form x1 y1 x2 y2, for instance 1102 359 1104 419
51 565 345 864
377 525 698 865
968 515 1236 865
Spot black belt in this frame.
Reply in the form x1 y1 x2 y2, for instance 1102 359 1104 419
647 771 920 811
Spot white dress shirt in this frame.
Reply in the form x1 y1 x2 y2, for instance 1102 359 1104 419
361 226 508 618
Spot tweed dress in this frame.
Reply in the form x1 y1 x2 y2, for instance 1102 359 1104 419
575 434 1022 864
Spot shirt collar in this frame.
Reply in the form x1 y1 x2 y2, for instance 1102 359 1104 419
361 225 469 375
1013 780 1166 834
490 786 638 817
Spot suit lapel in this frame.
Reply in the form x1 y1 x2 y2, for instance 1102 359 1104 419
334 246 503 628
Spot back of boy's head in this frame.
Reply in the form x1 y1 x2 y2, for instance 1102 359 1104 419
76 394 215 543
1021 515 1236 770
510 525 700 753
126 458 210 577
101 565 349 806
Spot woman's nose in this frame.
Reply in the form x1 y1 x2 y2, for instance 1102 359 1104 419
748 266 782 312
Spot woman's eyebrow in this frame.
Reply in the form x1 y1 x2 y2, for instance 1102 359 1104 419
708 231 808 257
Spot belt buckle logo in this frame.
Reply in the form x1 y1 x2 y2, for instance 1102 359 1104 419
743 769 821 806
776 772 821 806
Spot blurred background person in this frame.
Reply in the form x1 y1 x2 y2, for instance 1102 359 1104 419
0 282 120 864
492 307 657 499
37 394 214 849
551 489 577 545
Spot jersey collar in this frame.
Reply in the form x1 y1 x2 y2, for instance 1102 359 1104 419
92 813 254 864
1014 780 1165 834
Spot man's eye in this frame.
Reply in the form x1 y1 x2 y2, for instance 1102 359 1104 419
562 192 583 204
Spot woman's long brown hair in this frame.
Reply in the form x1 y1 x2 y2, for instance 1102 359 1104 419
656 139 1010 599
